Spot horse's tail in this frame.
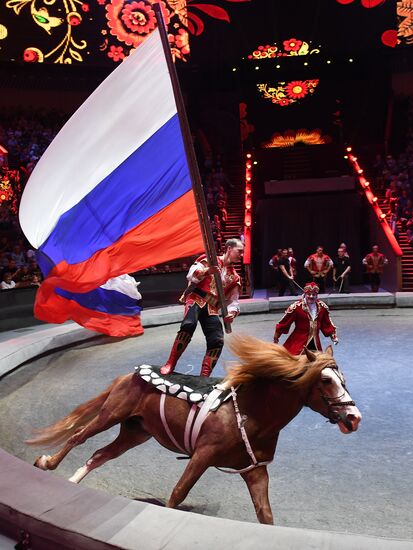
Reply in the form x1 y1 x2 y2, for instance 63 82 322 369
26 377 121 448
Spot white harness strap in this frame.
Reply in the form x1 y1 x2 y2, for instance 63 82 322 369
159 394 186 453
184 404 197 454
190 388 223 451
216 387 272 475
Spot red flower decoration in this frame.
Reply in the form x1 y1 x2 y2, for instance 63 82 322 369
381 29 398 48
107 45 125 61
275 99 290 106
23 47 44 63
121 1 156 34
106 0 170 47
283 38 302 52
285 81 308 99
175 29 190 55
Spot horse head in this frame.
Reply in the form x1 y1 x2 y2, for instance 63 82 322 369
305 346 362 433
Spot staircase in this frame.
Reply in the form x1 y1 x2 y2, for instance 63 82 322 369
378 197 413 291
221 163 251 297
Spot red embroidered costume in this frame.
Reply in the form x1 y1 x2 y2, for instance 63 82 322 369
161 239 243 377
274 282 338 355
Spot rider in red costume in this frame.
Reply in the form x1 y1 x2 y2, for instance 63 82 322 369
273 282 338 355
161 238 243 377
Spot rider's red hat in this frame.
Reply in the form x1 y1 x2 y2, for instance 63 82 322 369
303 282 319 294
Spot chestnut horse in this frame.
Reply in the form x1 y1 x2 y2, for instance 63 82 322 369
28 335 361 524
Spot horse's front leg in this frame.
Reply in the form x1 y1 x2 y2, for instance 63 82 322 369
241 466 274 525
167 451 210 509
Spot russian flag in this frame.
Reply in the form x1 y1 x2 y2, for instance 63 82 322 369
19 28 204 337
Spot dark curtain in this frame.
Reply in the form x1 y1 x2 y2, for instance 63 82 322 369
255 191 363 289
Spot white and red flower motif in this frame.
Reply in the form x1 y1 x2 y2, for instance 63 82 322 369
285 81 309 99
283 38 302 52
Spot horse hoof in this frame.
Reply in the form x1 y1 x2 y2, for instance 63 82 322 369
34 455 50 470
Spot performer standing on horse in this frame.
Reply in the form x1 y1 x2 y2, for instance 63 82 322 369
161 238 244 377
273 281 338 355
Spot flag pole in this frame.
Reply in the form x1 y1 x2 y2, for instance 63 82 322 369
153 4 232 334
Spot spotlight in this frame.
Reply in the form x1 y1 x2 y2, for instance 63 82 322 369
276 64 281 69
304 62 308 66
380 213 386 220
357 169 363 174
327 60 332 64
255 66 259 70
349 58 354 63
372 197 378 204
346 146 352 152
253 161 258 165
246 153 252 158
232 67 237 72
344 155 348 159
364 181 370 188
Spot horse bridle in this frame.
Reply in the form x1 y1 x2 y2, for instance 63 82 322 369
316 364 356 425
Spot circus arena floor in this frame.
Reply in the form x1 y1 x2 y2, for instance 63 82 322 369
0 309 412 541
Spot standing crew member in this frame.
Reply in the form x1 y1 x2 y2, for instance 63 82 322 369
161 238 243 377
362 245 388 292
304 246 333 294
333 247 351 293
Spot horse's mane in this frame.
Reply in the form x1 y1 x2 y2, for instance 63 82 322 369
224 334 335 391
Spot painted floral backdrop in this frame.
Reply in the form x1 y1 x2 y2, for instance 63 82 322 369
0 0 248 64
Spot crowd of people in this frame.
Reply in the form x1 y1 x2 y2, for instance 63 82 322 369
373 102 413 246
269 244 388 295
0 235 42 290
203 155 231 253
0 109 67 178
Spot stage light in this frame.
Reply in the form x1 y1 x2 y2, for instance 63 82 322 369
349 58 354 63
346 146 352 152
247 163 252 169
353 156 357 162
253 161 258 165
380 213 387 220
255 66 259 70
344 155 348 159
304 62 308 66
276 64 281 69
372 196 378 204
246 189 252 194
364 181 370 188
327 60 331 64
232 67 237 72
358 169 363 174
246 153 252 158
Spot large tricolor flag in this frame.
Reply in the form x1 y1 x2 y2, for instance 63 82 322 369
19 28 204 337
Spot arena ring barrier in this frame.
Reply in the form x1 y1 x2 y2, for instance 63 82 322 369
1 296 413 549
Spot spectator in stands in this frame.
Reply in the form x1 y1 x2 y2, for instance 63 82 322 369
277 248 297 297
30 274 41 287
333 247 351 293
406 215 413 247
304 246 333 294
1 272 16 290
362 245 388 292
13 265 32 287
10 244 26 267
0 235 10 253
399 199 413 232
